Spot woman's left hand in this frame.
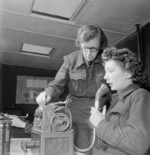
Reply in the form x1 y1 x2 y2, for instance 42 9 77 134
89 105 106 127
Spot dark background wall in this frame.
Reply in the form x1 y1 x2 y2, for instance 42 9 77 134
142 22 150 81
0 65 2 112
115 22 150 84
1 64 57 121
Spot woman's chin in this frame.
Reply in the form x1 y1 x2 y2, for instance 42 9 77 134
110 85 115 91
86 57 94 61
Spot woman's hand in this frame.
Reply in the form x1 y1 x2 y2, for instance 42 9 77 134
89 105 106 127
10 115 26 128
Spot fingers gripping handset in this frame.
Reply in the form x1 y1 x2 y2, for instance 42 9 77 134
102 105 106 115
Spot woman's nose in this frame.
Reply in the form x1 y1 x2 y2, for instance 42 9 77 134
104 73 108 80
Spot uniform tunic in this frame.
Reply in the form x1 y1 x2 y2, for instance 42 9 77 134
94 84 150 155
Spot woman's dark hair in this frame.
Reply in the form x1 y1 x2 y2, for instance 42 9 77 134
76 25 108 51
101 47 149 89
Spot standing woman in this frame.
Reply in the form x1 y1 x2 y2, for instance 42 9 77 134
36 25 109 155
90 47 150 155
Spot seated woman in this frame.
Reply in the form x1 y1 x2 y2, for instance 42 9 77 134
90 47 150 155
11 115 33 134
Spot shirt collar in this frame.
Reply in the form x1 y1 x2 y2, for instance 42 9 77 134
117 83 140 101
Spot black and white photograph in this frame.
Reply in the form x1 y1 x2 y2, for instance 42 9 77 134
0 0 150 155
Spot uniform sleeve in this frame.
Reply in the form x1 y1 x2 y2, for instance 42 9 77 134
24 122 33 134
45 56 70 102
96 89 150 155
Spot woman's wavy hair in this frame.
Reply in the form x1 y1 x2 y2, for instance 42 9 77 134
76 25 108 52
101 47 149 89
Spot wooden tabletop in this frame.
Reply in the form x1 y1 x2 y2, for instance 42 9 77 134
10 138 85 155
10 138 33 155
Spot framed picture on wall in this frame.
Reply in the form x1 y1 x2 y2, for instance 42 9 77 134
16 76 53 104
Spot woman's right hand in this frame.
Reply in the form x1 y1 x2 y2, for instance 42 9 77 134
36 91 51 106
11 115 26 128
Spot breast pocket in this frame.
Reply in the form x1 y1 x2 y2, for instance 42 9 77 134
109 101 130 127
70 69 86 80
69 69 86 93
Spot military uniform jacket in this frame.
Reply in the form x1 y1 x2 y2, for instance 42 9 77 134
95 84 150 155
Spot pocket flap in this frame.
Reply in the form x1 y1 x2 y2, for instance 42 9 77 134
70 70 86 80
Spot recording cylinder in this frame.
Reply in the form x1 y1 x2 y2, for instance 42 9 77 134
3 120 11 155
0 117 11 155
0 120 5 155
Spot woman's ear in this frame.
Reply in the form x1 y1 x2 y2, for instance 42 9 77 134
125 71 132 79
